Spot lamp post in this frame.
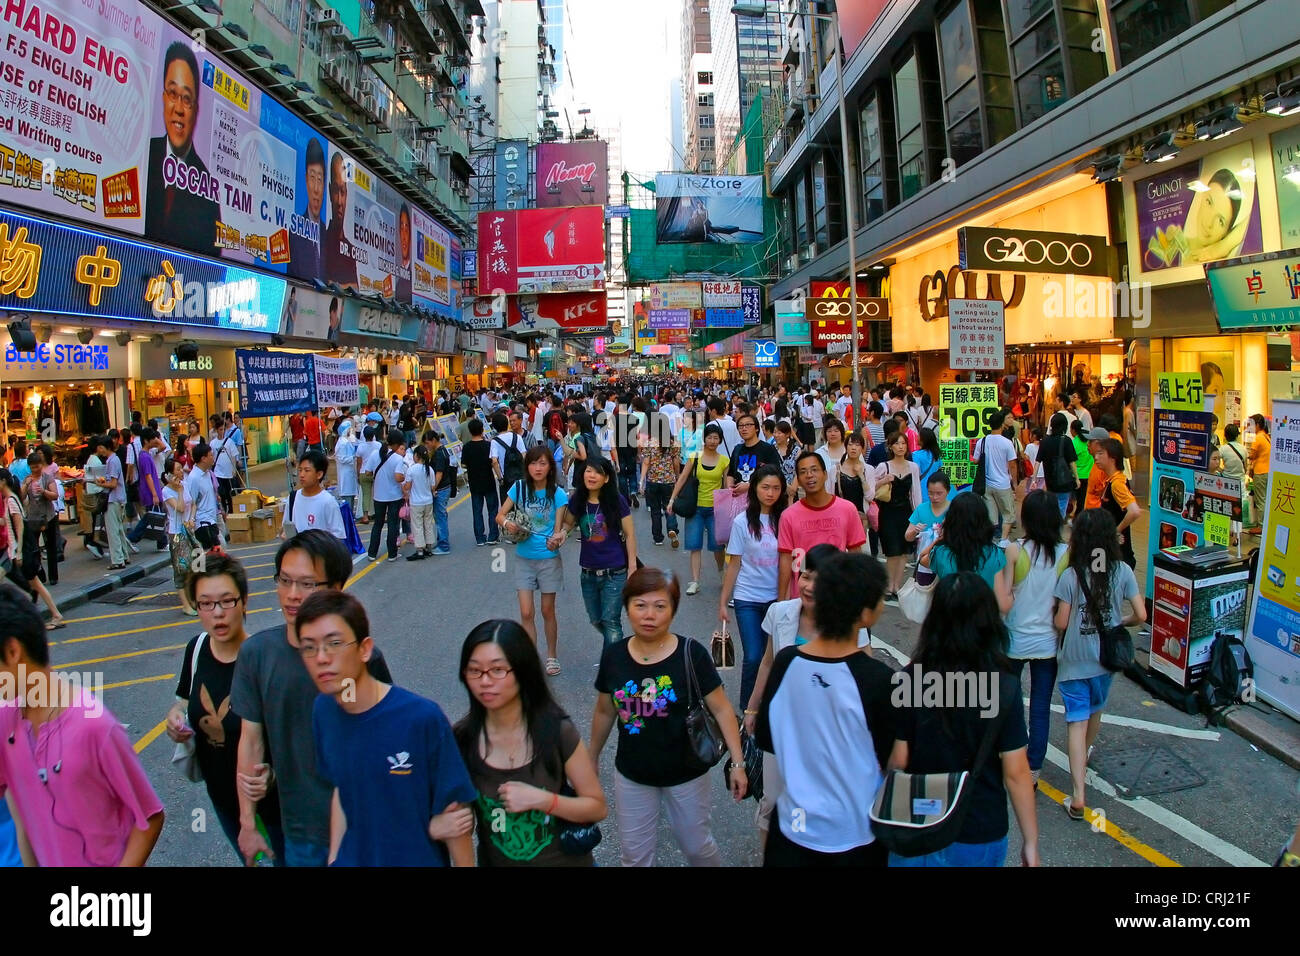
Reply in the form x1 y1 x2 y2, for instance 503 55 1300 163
732 0 860 414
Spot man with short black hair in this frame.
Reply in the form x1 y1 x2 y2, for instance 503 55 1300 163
231 531 392 866
185 442 221 550
90 435 132 570
283 449 345 540
973 411 1020 542
0 584 164 865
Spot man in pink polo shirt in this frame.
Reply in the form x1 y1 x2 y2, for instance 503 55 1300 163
777 450 866 599
0 586 164 866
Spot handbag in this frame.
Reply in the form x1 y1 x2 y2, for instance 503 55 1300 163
1079 573 1134 673
501 480 533 544
898 575 936 623
869 701 1003 857
172 633 207 783
874 472 893 503
723 719 764 802
971 437 988 495
712 487 746 546
681 636 726 771
398 501 410 520
673 458 700 520
867 499 880 532
144 508 168 546
555 783 602 856
710 622 735 669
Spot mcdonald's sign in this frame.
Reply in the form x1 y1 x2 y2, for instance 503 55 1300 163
804 280 889 348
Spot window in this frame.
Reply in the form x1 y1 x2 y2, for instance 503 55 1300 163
700 159 715 173
697 93 713 107
1108 0 1231 67
794 175 809 250
699 114 714 128
811 156 829 248
1004 0 1108 125
859 95 886 222
894 55 927 199
697 71 713 86
935 0 1016 165
699 136 714 151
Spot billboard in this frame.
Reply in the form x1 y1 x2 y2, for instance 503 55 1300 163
464 296 505 331
536 141 608 208
477 207 606 295
649 282 702 309
508 292 608 332
280 286 342 342
0 0 459 311
494 139 528 209
655 174 763 244
1206 247 1300 330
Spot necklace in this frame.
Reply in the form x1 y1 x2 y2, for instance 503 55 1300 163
484 724 529 769
633 634 670 662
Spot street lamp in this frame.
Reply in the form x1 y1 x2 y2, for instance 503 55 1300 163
734 0 862 413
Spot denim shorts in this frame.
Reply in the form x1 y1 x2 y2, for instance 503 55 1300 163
1057 673 1114 722
684 506 723 552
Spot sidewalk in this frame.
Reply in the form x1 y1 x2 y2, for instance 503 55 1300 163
40 460 296 619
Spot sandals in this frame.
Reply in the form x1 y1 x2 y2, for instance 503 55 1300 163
545 658 561 676
45 618 66 630
1064 798 1085 821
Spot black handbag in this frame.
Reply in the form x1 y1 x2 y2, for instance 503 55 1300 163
673 458 700 519
555 783 602 856
723 720 764 802
711 623 735 669
1079 574 1134 673
144 508 168 546
681 637 726 771
971 437 987 496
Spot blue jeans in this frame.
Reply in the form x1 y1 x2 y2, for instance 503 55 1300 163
369 499 402 559
581 568 627 645
1011 657 1058 772
1054 492 1071 519
890 836 1008 867
471 486 499 545
212 802 287 867
433 487 450 551
283 836 330 867
733 599 773 710
645 482 679 542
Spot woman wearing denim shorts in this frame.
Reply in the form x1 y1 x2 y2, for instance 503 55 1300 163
667 423 729 597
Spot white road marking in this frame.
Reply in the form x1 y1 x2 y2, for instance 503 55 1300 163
1031 700 1221 741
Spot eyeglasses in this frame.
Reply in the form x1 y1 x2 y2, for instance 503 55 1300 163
298 639 357 658
464 665 513 681
196 597 242 612
164 86 196 111
275 574 324 591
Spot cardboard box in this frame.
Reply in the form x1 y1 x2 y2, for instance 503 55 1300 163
249 509 277 543
225 514 251 533
233 490 263 514
228 529 253 545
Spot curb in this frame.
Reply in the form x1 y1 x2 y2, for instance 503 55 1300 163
1222 707 1300 772
46 550 173 619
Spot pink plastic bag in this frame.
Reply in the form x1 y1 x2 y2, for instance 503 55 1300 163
867 500 880 533
712 488 747 546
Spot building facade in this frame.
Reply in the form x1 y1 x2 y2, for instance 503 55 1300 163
683 0 716 173
709 0 784 170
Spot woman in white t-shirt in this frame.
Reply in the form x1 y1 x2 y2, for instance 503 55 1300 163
161 457 196 616
402 444 437 559
719 466 787 714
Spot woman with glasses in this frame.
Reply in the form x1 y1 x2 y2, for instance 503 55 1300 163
165 553 285 864
453 620 606 866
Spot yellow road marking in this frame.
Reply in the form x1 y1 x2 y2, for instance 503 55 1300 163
1037 779 1181 867
133 719 168 754
65 590 276 623
104 675 175 691
60 644 188 668
50 607 275 646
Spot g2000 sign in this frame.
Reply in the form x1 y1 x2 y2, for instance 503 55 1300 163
958 226 1110 277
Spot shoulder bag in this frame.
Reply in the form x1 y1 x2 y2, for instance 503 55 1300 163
171 633 207 783
681 636 726 771
710 621 735 669
869 701 1004 857
673 458 701 519
874 467 893 503
501 480 534 544
722 717 764 803
1078 572 1134 673
898 574 936 623
971 437 988 496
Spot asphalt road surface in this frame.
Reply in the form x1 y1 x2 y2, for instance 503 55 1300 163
46 492 1298 867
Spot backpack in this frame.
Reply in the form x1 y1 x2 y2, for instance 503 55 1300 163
1045 437 1074 492
494 434 526 489
1200 632 1254 711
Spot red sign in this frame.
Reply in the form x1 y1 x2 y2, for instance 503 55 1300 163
658 328 689 345
477 207 606 295
507 292 608 331
536 142 609 208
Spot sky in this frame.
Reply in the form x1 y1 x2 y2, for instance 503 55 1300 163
564 0 678 179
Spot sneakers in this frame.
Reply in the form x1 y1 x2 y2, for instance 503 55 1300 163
432 547 451 556
368 554 379 562
686 581 700 595
128 541 140 554
86 544 105 560
884 592 899 606
386 555 398 562
668 531 679 550
653 538 664 546
476 540 488 547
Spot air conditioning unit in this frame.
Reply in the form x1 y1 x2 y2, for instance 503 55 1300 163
361 93 376 115
785 254 799 272
341 76 354 100
313 8 339 26
357 78 374 95
437 145 452 155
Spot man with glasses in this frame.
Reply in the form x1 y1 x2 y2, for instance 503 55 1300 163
297 590 476 866
145 41 221 254
724 413 782 494
231 531 392 866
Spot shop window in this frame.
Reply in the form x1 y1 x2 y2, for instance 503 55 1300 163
892 40 945 201
1002 0 1108 125
1108 0 1232 67
859 95 887 223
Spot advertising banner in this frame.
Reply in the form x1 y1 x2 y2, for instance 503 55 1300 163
0 207 284 331
648 282 701 310
957 226 1109 277
280 287 341 341
313 355 360 408
464 296 505 330
236 349 315 417
1156 371 1204 411
705 308 744 328
775 299 811 346
1243 399 1300 719
654 173 763 244
948 298 1005 370
0 0 458 300
1133 141 1262 272
1150 561 1250 688
1205 247 1300 330
1273 127 1300 247
3 333 129 382
752 339 779 368
657 328 689 345
1148 463 1206 588
477 206 606 295
1153 408 1213 471
411 207 454 312
535 141 607 208
494 139 527 210
937 383 999 488
648 309 690 329
701 280 741 308
507 291 607 332
742 285 761 324
339 299 420 342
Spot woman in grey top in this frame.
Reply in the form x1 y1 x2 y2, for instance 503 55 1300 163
1052 509 1146 822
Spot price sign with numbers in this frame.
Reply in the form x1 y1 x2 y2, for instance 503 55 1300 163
938 383 999 488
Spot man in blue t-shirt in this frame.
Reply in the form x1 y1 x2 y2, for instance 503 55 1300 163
298 590 476 866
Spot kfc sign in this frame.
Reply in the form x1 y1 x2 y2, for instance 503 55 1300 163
508 292 608 332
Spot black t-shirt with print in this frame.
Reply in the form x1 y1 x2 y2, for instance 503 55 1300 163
176 633 283 826
594 636 723 788
726 439 782 486
892 669 1026 844
465 717 592 867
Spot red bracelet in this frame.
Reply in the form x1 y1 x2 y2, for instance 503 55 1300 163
547 791 559 816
